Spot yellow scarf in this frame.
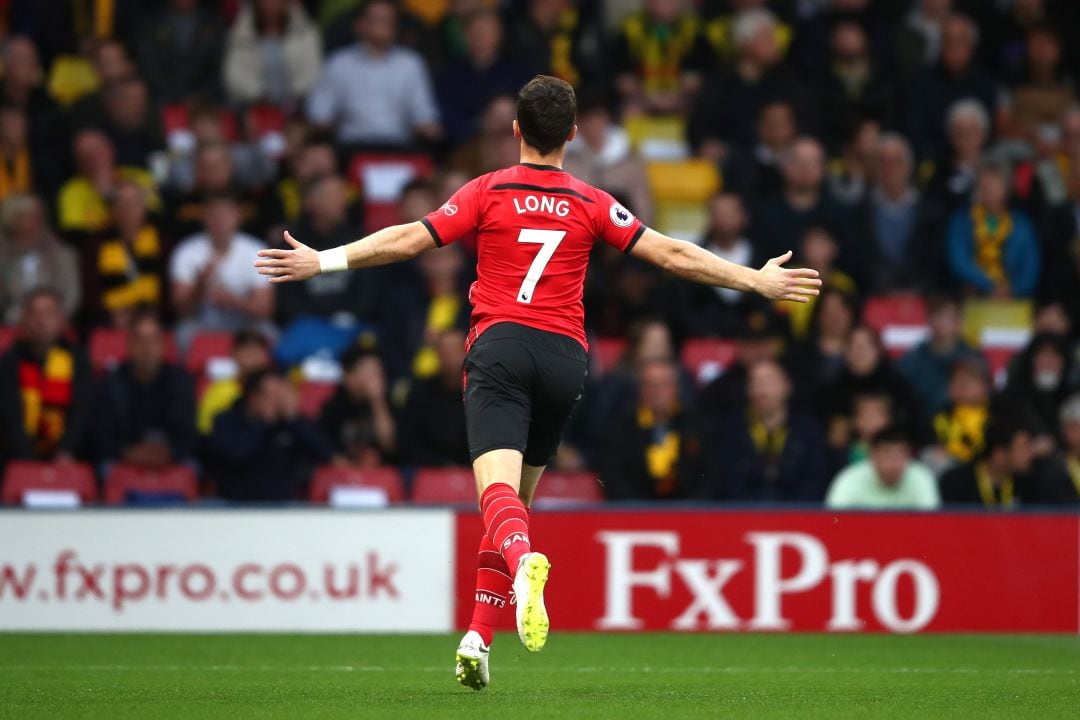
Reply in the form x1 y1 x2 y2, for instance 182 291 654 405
549 8 581 88
98 226 162 311
933 404 988 463
975 462 1014 509
971 205 1012 284
0 147 31 200
623 13 701 93
637 405 681 496
748 413 787 461
19 346 74 456
1066 456 1080 499
412 294 462 378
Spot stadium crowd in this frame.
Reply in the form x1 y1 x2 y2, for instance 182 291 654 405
1 0 1080 509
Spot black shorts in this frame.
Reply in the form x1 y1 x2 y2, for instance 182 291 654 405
463 322 588 466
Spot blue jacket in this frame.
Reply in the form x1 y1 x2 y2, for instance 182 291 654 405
946 207 1040 297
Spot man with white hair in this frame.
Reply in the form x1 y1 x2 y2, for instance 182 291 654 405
924 98 990 217
906 13 997 160
689 7 806 154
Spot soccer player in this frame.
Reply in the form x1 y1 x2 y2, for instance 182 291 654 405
254 75 820 690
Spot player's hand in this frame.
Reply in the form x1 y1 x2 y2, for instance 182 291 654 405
254 231 320 283
755 251 822 303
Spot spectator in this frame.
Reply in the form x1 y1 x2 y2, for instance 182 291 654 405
671 193 757 337
168 141 266 240
826 425 941 509
720 99 796 198
698 306 784 412
95 75 164 169
859 132 930 291
224 0 322 107
57 128 158 239
894 0 952 83
93 181 165 326
436 9 527 145
827 118 882 207
599 358 701 500
138 0 225 104
306 0 441 147
940 421 1039 508
1 37 53 115
166 105 278 199
1001 24 1075 140
923 99 991 223
906 13 997 160
197 326 273 435
208 368 335 501
898 294 981 420
946 159 1040 298
400 327 470 466
448 94 522 179
690 8 801 153
275 174 378 326
929 358 991 471
63 38 138 118
1047 394 1080 504
318 344 397 466
998 333 1076 446
95 311 196 472
1042 137 1080 319
270 137 341 224
563 95 654 226
169 194 273 351
699 359 828 502
750 137 852 267
843 391 895 465
507 0 607 92
0 288 92 461
784 286 858 403
817 22 893 151
0 103 58 203
782 225 856 341
0 194 80 323
613 0 712 117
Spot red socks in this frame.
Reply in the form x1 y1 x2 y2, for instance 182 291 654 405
480 483 532 576
467 532 511 647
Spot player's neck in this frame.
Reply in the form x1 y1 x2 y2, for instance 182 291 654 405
518 147 565 169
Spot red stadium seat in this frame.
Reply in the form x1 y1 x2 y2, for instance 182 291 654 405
592 337 626 377
681 338 738 385
186 331 234 376
863 294 929 358
297 381 336 419
983 347 1019 388
411 467 477 505
0 325 16 354
104 464 198 505
309 466 405 504
245 104 286 139
88 327 178 373
162 104 239 143
348 152 435 233
532 471 603 506
2 461 98 506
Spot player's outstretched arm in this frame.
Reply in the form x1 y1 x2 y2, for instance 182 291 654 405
254 222 435 283
628 227 822 303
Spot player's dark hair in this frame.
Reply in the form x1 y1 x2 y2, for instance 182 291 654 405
516 75 576 156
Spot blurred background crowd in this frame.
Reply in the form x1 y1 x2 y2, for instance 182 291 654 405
1 0 1080 509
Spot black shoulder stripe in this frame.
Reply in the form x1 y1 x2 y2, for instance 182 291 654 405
623 225 647 254
420 217 443 247
490 183 594 203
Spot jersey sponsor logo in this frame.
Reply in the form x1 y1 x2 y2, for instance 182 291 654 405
610 202 634 228
441 202 458 216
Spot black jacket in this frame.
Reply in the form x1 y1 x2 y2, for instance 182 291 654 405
95 361 196 463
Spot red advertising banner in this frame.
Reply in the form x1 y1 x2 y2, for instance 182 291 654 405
455 511 1080 633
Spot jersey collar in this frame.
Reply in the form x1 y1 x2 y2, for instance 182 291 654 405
518 162 564 172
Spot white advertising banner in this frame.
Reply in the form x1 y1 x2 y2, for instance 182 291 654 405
0 510 454 631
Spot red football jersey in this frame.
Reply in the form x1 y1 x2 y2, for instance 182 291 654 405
421 163 645 350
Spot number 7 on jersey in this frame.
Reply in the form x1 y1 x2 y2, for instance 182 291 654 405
515 228 566 304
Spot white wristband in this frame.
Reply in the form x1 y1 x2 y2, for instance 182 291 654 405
317 247 349 274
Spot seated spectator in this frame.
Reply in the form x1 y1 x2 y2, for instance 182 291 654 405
819 325 925 452
138 0 225 104
271 137 346 224
0 103 58 203
224 0 322 108
859 133 931 291
95 311 196 472
719 99 796 198
93 182 165 326
894 0 951 84
1048 394 1080 504
671 193 758 338
1 37 55 120
998 333 1076 448
613 0 711 117
563 95 654 226
0 194 80 323
48 36 136 110
168 141 266 241
827 118 882 207
698 307 785 413
906 13 997 160
318 343 396 466
947 159 1040 299
197 326 273 435
400 327 470 466
922 99 991 228
447 94 521 179
843 391 894 466
95 75 164 169
751 137 853 268
0 288 92 462
698 359 829 502
690 8 801 152
275 174 378 327
783 286 858 404
208 368 335 501
929 358 991 471
940 421 1040 508
169 194 273 351
165 106 278 199
818 22 893 153
599 358 701 500
306 0 441 147
898 294 980 420
1040 141 1080 321
436 9 527 145
506 0 607 92
1001 24 1075 140
781 225 856 341
826 425 941 509
56 128 158 239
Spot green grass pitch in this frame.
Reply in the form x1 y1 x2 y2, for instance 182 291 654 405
1 633 1078 719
